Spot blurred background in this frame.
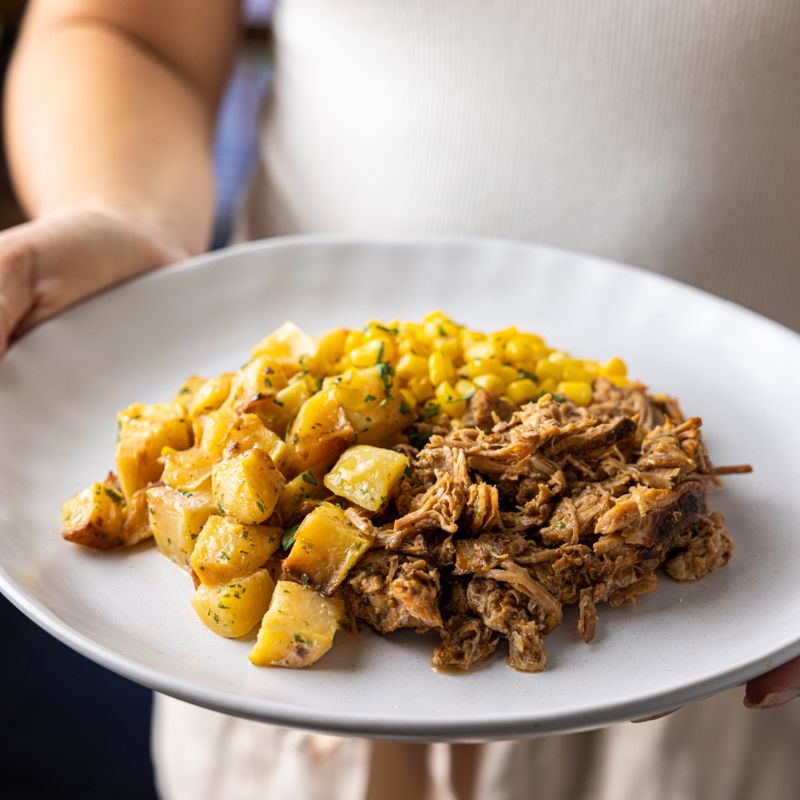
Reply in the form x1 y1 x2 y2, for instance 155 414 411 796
0 2 272 796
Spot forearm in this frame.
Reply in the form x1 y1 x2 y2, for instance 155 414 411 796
5 6 237 256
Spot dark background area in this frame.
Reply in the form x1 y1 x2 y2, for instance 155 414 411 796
0 3 271 797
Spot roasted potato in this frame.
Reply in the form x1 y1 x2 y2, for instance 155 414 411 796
160 446 214 492
248 579 344 667
274 464 329 526
332 367 414 445
212 447 285 525
61 481 126 549
250 321 319 374
120 488 152 547
188 373 233 418
221 413 290 472
145 485 215 568
115 402 191 498
191 569 275 638
285 388 355 474
190 515 281 585
282 501 372 594
324 444 409 513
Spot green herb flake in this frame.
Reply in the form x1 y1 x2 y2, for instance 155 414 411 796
554 521 566 530
216 502 226 515
300 573 309 587
364 394 377 403
178 489 193 497
256 500 265 513
219 551 230 561
281 524 299 551
179 386 191 395
376 341 385 364
399 401 411 415
302 472 318 486
518 369 538 382
103 487 123 506
294 633 306 643
424 403 440 419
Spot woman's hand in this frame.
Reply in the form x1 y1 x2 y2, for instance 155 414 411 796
744 656 800 709
0 207 188 355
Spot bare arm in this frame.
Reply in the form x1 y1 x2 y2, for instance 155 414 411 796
0 0 240 350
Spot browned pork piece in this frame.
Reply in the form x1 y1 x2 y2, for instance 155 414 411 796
344 380 745 673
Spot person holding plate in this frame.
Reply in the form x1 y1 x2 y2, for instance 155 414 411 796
1 2 798 799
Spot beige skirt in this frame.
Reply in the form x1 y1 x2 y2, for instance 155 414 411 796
152 688 800 800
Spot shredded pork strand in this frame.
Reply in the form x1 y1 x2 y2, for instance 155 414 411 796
341 380 747 673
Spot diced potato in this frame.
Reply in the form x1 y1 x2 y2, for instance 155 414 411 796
283 501 372 594
188 373 233 418
275 464 328 526
190 515 281 585
324 445 409 513
146 485 216 568
160 446 214 492
212 448 285 525
250 321 319 374
115 402 191 498
191 569 275 638
225 356 289 419
333 367 414 445
222 413 290 472
249 579 344 667
121 488 152 546
173 375 206 410
193 407 237 458
253 377 316 436
61 481 126 549
285 388 355 474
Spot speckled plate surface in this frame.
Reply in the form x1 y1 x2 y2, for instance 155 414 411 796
1 236 798 740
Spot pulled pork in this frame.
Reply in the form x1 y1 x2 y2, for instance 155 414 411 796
342 380 748 672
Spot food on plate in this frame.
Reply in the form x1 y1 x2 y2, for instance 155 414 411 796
61 312 750 671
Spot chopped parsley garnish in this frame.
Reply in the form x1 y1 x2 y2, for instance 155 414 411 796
178 489 193 497
300 573 309 586
424 403 440 418
408 428 432 449
554 521 566 530
103 487 123 505
399 401 411 415
216 502 226 514
376 341 385 364
293 633 306 643
273 398 284 407
179 386 191 395
517 368 538 381
255 500 265 513
364 394 377 403
281 524 299 551
376 362 393 398
302 472 318 486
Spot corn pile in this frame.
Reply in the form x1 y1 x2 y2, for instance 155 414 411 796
299 311 627 420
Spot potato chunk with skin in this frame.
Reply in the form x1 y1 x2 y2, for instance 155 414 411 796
160 447 214 492
121 488 152 547
286 388 355 475
333 367 414 445
146 485 215 568
283 502 372 594
62 482 126 549
324 445 409 513
249 580 344 667
190 515 281 585
212 447 285 525
115 402 191 498
188 373 232 418
173 375 206 410
192 569 275 638
275 464 328 526
222 413 290 472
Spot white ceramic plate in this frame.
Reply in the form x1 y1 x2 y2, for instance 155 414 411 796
1 236 798 741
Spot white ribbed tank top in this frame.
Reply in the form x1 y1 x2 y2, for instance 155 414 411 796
237 0 800 329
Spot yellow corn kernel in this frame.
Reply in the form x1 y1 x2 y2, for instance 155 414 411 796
435 381 467 418
535 358 563 382
609 375 629 388
504 336 537 364
539 378 558 395
398 339 416 356
399 389 418 412
599 357 627 378
431 337 461 360
429 352 456 386
349 339 393 368
454 379 476 399
466 357 504 379
395 353 428 380
408 375 434 402
562 361 593 383
557 381 593 405
498 365 518 385
473 373 506 395
490 326 517 346
506 378 539 405
464 341 497 361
